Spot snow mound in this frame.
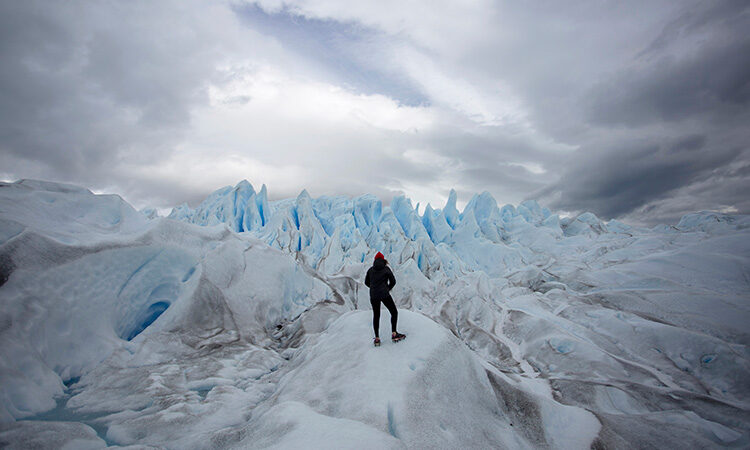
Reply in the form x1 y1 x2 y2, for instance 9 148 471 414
0 420 105 449
677 211 750 233
0 179 147 245
239 310 599 449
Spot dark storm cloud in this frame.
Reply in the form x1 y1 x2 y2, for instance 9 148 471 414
587 35 750 127
540 135 745 219
0 1 219 193
621 153 750 225
528 0 750 223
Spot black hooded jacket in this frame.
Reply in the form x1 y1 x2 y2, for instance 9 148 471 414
364 258 396 301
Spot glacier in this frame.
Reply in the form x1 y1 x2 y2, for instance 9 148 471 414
0 178 748 448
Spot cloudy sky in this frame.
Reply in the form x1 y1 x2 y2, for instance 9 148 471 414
1 0 748 225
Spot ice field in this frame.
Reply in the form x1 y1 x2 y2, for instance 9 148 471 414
0 179 748 448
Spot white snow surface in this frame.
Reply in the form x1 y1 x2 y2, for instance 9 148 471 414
0 179 748 448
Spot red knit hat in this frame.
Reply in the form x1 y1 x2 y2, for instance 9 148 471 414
374 252 385 260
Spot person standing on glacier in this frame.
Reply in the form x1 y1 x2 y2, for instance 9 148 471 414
365 252 406 347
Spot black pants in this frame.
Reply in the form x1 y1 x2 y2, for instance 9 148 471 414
371 294 398 338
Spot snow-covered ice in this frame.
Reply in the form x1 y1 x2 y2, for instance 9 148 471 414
1 179 748 448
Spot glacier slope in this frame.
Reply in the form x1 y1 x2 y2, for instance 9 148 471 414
0 179 748 448
235 310 599 450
